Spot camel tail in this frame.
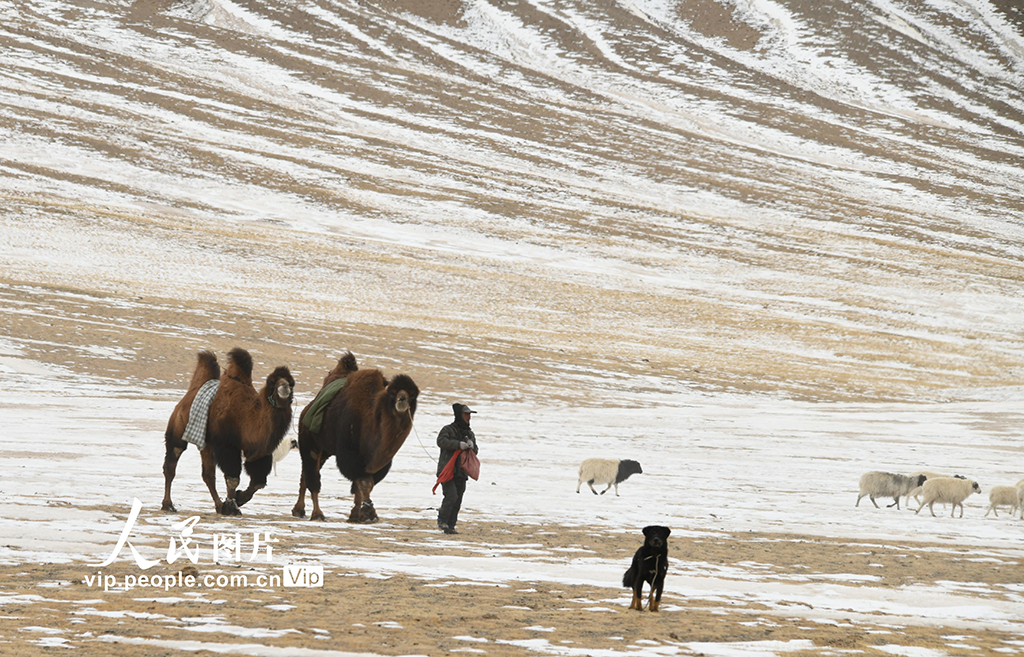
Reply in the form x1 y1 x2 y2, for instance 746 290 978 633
226 347 254 383
189 350 221 389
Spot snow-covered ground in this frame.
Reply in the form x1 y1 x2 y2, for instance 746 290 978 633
3 345 1024 655
3 0 1024 654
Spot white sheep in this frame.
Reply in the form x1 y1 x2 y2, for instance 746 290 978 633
915 477 982 518
1016 479 1024 520
271 437 298 475
903 471 949 508
576 458 643 496
856 471 926 510
984 485 1019 518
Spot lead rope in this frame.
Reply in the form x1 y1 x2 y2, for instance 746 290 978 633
406 408 436 461
652 554 660 608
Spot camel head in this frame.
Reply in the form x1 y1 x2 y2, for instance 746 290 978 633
266 366 295 408
361 373 421 475
387 374 419 418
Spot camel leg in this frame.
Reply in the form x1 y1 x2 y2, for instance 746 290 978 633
236 455 272 507
309 490 324 521
222 476 241 515
309 454 328 521
162 435 186 512
364 478 377 521
291 436 316 518
309 450 325 515
200 447 224 514
348 478 365 523
349 477 377 523
214 443 242 516
361 478 378 523
292 469 308 518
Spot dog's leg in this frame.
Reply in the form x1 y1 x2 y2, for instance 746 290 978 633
630 579 645 610
630 587 642 610
649 585 659 612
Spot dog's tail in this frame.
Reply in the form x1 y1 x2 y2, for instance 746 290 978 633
622 565 637 588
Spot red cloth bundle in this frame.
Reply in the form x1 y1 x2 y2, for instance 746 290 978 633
432 449 480 493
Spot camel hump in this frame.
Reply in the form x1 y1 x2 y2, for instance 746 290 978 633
225 347 254 383
189 350 221 389
323 351 358 387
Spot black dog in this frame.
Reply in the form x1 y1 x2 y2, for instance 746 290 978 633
622 525 670 611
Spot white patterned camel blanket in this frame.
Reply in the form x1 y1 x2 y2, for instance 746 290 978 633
182 379 220 450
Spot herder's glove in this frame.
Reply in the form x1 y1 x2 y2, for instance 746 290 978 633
459 441 471 450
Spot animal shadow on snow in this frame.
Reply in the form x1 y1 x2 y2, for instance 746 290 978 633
622 525 670 612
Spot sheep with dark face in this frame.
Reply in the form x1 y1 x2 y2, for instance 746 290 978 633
856 471 927 510
576 458 643 496
903 471 947 508
915 477 982 518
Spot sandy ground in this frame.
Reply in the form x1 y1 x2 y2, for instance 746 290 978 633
5 2 1024 654
2 510 1023 656
4 280 1024 656
5 280 1024 657
0 275 792 407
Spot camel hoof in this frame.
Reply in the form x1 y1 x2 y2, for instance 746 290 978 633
291 507 306 518
349 501 379 523
161 502 177 513
235 490 254 507
220 500 242 516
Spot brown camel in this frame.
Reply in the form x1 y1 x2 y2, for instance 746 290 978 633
291 352 419 522
163 348 295 515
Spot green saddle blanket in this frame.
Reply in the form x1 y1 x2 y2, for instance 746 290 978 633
301 377 347 434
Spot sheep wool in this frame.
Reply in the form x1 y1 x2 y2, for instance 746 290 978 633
984 485 1019 518
915 477 982 518
903 471 949 508
271 437 298 475
576 458 643 496
856 471 926 510
1016 479 1024 520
